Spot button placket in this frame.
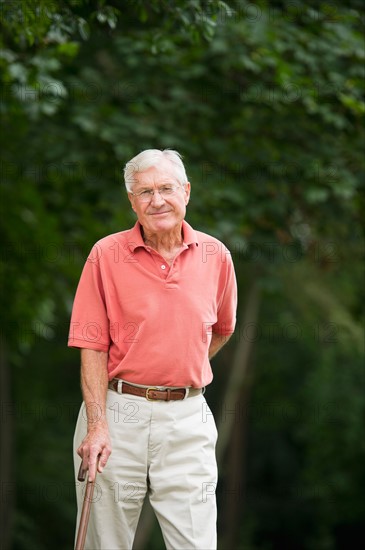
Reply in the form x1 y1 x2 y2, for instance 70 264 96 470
145 248 168 278
164 256 179 287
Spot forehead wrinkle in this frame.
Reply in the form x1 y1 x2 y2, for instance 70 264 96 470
132 166 178 191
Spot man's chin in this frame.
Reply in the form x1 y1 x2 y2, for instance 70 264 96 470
149 218 180 232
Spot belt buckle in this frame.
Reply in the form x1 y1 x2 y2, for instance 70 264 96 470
146 387 159 401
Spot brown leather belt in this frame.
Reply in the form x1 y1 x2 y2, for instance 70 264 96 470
108 379 202 401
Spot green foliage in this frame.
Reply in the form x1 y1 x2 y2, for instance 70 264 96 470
242 260 364 548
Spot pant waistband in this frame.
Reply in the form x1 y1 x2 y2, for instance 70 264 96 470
108 379 202 401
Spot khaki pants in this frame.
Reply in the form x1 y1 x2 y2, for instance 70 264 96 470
73 387 218 549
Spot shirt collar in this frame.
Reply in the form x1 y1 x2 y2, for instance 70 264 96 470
181 220 199 247
128 220 198 252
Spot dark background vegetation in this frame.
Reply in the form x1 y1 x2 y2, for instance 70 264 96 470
1 1 364 549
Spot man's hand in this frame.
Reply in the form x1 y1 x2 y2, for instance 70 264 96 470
77 423 112 482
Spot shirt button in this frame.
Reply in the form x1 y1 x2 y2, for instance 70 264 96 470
161 264 166 270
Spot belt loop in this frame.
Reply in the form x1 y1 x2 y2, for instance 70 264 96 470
117 379 123 394
184 388 190 400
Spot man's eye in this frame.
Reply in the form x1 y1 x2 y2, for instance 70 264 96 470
140 190 152 197
161 186 174 193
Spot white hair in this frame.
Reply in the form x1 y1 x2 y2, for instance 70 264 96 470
123 149 188 192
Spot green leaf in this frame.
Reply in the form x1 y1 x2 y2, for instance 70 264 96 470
57 41 80 57
78 18 90 40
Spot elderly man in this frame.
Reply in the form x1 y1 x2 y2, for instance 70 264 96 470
69 149 237 549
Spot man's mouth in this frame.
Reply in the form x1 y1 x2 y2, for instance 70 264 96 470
149 211 170 216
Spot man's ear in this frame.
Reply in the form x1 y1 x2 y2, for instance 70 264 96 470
184 182 191 205
128 193 136 212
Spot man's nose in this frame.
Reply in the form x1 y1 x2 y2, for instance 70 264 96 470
150 190 165 206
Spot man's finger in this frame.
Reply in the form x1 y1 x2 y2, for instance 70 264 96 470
87 451 100 482
98 448 111 473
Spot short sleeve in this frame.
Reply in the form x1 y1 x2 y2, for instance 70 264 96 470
68 244 110 351
212 251 237 336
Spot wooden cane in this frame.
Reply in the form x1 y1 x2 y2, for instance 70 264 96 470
75 456 100 550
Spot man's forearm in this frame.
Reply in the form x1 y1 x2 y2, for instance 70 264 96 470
81 348 109 431
77 348 111 480
208 332 231 360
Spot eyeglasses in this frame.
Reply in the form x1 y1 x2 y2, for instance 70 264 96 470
130 184 184 203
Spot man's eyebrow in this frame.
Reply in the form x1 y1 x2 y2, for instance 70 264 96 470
135 182 175 191
133 186 152 193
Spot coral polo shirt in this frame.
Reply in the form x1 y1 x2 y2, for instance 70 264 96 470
68 220 237 388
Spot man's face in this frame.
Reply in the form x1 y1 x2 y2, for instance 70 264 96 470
128 159 190 236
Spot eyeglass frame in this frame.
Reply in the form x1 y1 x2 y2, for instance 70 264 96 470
129 183 187 203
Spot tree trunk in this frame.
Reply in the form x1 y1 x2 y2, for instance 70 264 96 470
223 410 244 550
216 280 261 465
217 280 261 549
221 361 256 549
0 337 14 550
